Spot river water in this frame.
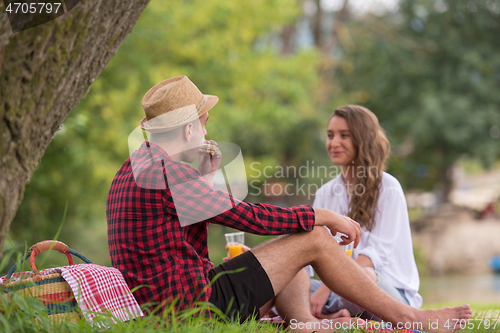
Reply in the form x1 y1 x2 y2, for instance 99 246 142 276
420 273 500 305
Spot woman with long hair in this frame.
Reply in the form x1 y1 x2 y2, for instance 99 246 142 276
309 105 422 319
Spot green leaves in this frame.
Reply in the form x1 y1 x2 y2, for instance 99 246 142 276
335 0 500 196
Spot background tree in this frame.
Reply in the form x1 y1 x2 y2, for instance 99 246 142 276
7 0 327 264
0 0 151 255
333 0 500 201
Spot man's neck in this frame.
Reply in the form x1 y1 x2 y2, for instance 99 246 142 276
150 139 185 162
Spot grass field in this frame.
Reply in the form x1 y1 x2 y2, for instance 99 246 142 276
1 291 499 333
1 248 499 332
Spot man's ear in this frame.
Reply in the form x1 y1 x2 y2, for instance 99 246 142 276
183 123 193 141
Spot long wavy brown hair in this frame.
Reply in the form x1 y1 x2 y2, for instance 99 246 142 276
330 105 390 231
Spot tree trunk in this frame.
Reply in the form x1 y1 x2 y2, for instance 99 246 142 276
0 0 150 255
438 165 454 204
280 24 296 55
311 0 322 48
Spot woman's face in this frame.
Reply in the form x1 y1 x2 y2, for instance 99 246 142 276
326 116 357 166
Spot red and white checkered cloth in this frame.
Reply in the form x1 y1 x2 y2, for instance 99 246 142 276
60 264 144 323
1 264 144 323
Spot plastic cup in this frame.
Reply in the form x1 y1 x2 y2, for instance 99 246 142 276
335 233 354 257
225 232 245 258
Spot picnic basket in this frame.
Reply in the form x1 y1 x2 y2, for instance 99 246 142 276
1 240 92 323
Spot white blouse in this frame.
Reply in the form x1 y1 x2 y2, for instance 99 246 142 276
312 172 423 308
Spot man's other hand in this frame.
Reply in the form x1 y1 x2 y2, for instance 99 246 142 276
198 140 221 178
223 242 251 262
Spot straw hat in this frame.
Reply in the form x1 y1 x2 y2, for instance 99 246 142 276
140 76 219 133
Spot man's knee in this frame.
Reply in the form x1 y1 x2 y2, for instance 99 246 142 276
364 267 378 282
254 227 336 264
306 225 329 239
310 226 338 246
296 226 338 254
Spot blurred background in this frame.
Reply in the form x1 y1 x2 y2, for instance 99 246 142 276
3 0 500 309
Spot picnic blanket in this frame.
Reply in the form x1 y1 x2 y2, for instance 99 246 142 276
1 264 144 323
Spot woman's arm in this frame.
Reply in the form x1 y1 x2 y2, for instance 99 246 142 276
355 185 407 270
355 254 374 268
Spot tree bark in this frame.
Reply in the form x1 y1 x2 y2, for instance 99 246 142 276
0 0 150 255
325 0 349 54
311 0 322 48
438 165 454 204
280 24 296 55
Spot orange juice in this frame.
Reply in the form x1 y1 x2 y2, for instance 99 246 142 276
344 249 353 257
229 245 244 258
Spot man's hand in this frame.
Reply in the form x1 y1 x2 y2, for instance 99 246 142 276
313 208 361 248
223 242 251 262
198 140 221 179
310 283 331 318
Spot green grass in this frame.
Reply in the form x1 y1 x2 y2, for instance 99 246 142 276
422 301 500 312
421 303 500 333
1 291 499 333
0 292 283 333
1 239 499 333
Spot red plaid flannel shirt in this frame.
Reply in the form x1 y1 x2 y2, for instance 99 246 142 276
106 142 315 312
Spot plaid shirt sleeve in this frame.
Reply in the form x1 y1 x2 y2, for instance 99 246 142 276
164 161 315 234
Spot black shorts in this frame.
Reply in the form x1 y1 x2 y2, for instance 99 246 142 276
208 250 274 323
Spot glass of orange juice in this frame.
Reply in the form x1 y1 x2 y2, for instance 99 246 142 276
225 232 245 258
335 233 354 257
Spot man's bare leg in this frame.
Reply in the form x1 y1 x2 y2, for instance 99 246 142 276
273 268 315 322
320 266 377 320
271 267 361 332
258 270 349 321
252 227 471 333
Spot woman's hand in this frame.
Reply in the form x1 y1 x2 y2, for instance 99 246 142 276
310 283 331 318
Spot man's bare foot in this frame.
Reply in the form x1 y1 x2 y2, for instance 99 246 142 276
408 304 472 333
317 309 350 320
288 316 365 333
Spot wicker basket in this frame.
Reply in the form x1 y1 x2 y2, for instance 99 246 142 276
1 240 92 323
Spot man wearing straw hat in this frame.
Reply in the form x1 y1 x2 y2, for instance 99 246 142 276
107 76 471 332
